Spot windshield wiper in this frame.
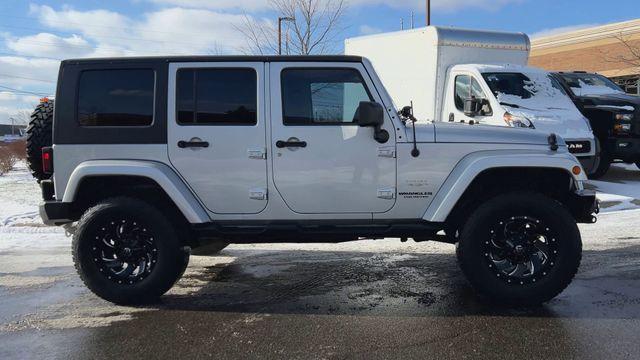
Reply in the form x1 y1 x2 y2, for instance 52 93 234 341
500 102 521 108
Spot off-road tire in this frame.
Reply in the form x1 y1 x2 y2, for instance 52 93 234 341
26 100 54 181
72 197 189 305
456 192 582 306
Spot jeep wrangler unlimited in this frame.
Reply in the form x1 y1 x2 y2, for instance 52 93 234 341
32 56 597 306
552 71 640 178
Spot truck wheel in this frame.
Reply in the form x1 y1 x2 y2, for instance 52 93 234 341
72 197 189 305
26 100 54 182
588 141 610 180
456 192 582 306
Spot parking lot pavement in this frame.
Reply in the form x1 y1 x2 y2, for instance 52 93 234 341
1 208 640 360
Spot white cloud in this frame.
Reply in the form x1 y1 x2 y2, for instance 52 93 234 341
6 33 92 59
530 24 600 39
350 0 522 12
0 56 59 87
27 5 253 56
359 25 382 35
147 0 270 11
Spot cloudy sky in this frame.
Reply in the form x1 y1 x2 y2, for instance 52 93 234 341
0 0 639 124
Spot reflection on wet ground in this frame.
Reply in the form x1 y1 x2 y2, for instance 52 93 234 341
2 236 640 359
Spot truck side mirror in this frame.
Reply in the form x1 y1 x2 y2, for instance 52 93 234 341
356 101 389 144
463 98 481 117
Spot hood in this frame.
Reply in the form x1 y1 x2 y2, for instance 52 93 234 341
430 122 560 145
577 92 640 109
502 104 593 140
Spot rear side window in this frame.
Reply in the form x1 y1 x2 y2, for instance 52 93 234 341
176 68 257 125
77 69 155 126
281 68 372 125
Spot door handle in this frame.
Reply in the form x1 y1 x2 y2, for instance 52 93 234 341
276 140 307 148
178 140 209 148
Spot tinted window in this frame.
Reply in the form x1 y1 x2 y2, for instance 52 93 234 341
177 68 257 125
78 69 154 126
281 68 372 125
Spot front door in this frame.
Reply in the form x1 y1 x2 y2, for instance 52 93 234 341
168 62 268 214
269 63 397 214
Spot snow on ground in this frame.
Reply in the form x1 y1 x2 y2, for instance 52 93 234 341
0 161 638 253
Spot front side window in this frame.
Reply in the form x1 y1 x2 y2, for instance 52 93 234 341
454 75 491 114
177 68 257 125
78 69 155 126
281 68 373 125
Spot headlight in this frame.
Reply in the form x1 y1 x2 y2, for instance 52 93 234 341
616 113 634 121
614 113 633 134
504 112 535 128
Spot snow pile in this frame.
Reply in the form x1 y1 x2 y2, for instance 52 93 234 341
571 79 626 96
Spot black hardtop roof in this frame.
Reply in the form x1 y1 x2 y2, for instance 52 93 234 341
62 55 364 66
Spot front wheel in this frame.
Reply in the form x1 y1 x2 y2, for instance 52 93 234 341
72 197 189 305
456 193 582 306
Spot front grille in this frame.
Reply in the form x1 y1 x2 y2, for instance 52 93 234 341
567 141 592 154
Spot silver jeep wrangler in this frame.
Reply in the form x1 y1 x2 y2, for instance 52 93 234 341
29 55 597 306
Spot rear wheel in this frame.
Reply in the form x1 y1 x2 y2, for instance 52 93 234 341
456 192 582 306
26 100 54 181
73 197 189 304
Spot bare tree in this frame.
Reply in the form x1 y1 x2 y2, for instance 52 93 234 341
10 109 33 126
237 0 347 55
601 33 640 69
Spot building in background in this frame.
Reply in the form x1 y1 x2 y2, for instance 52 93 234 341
530 19 640 95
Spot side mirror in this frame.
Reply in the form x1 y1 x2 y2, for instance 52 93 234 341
463 98 482 117
356 101 389 144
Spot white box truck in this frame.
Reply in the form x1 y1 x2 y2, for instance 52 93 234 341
345 26 598 175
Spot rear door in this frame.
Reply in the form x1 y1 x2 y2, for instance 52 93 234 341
167 62 268 214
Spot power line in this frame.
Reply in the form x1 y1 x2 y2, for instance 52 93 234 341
0 24 223 49
0 85 52 96
0 52 63 61
0 73 56 83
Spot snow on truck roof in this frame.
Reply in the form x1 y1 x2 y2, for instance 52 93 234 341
345 26 530 51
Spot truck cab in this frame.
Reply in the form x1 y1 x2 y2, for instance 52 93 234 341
345 26 597 174
552 71 640 178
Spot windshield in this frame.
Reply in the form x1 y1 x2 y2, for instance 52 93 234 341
483 72 567 99
558 73 624 96
482 72 568 109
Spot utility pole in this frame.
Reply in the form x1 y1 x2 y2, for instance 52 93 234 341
426 0 431 26
9 117 14 136
278 17 295 55
400 18 404 30
411 11 415 29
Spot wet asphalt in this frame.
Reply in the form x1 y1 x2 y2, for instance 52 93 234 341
2 217 640 360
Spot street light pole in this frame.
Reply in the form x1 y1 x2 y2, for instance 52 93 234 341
278 17 295 55
426 0 431 26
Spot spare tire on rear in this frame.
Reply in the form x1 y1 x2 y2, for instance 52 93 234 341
26 99 54 181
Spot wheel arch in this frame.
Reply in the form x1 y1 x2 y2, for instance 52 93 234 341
422 151 586 225
63 160 210 224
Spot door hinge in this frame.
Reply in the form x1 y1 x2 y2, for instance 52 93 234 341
377 146 396 158
377 187 396 200
249 188 268 201
248 148 267 160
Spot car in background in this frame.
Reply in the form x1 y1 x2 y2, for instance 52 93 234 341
552 71 640 178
